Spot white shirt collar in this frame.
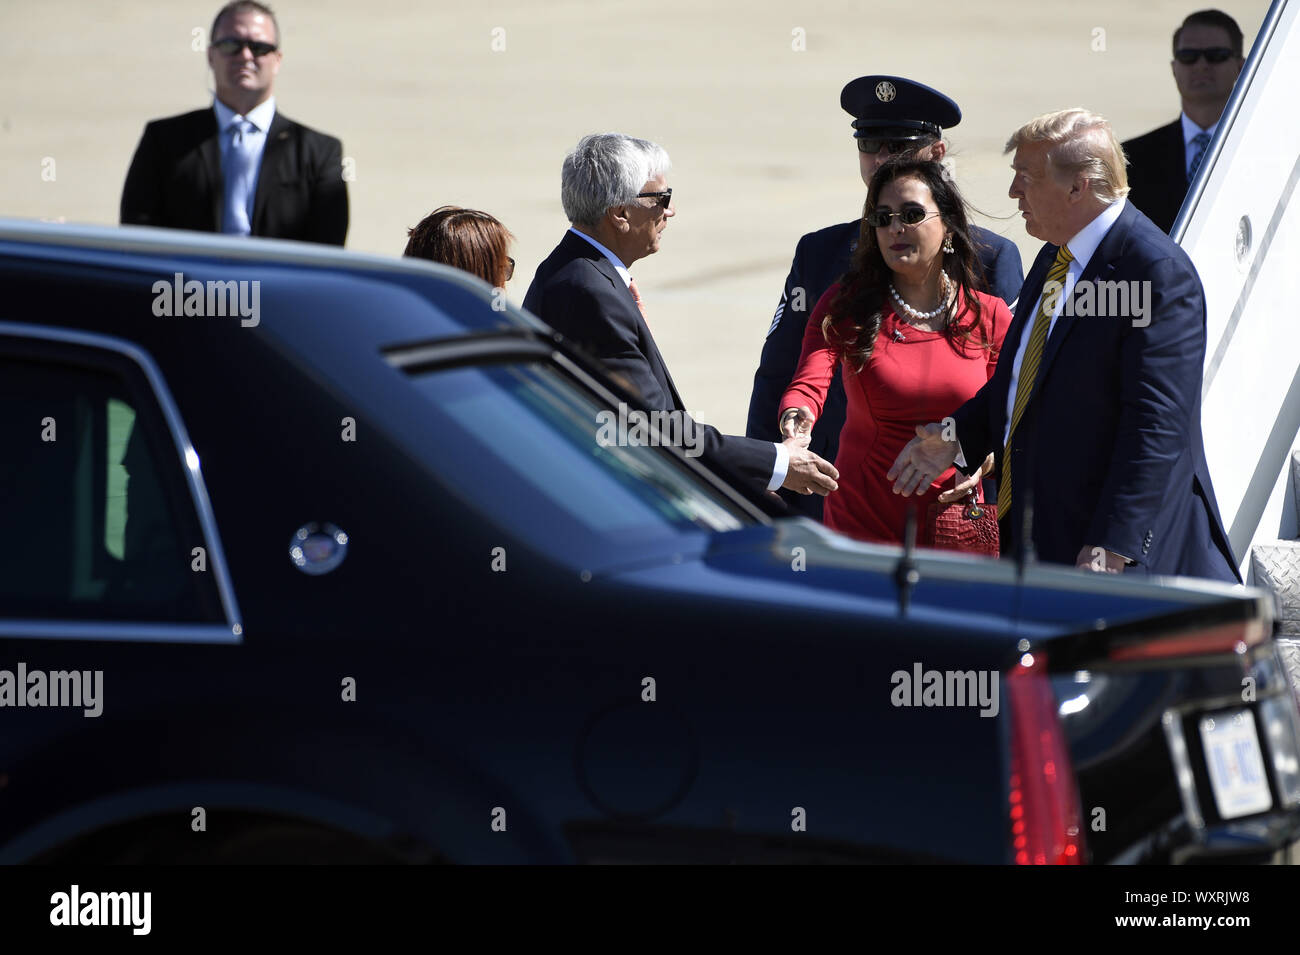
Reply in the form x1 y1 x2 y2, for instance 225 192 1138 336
213 95 276 133
1062 198 1126 273
569 227 630 286
1180 111 1218 147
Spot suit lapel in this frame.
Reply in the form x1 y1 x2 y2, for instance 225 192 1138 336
585 251 686 409
1164 120 1187 183
1033 202 1136 388
643 331 686 410
198 110 224 231
252 112 292 234
1001 244 1056 371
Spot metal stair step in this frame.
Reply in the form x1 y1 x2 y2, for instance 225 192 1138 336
1251 541 1300 635
1291 450 1300 518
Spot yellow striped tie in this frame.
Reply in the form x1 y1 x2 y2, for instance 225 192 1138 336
997 244 1073 518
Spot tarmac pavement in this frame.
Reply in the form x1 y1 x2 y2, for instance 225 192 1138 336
0 0 1270 433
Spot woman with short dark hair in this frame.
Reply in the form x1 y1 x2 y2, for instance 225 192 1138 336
403 206 515 289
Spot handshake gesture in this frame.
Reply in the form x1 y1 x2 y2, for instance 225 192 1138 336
776 406 839 497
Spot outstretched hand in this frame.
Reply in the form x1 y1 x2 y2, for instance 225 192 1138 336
887 422 960 497
782 441 840 496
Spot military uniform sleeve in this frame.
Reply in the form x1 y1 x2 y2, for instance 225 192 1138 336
745 236 814 440
983 236 1025 309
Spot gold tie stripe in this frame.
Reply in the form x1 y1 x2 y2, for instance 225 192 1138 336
997 244 1074 518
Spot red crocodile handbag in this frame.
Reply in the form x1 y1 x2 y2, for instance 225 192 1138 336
922 488 999 556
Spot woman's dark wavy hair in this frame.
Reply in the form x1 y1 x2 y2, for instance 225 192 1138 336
825 159 990 373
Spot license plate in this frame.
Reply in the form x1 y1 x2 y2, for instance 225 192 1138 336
1199 709 1273 819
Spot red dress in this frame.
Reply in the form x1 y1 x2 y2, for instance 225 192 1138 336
781 284 1012 544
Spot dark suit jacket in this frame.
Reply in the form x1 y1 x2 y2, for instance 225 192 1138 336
951 201 1237 580
121 107 348 245
745 219 1024 518
1122 120 1186 235
524 231 778 492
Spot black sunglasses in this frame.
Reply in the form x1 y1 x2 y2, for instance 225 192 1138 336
865 205 942 228
636 188 673 210
1174 46 1234 64
856 138 913 155
506 257 515 281
212 37 279 57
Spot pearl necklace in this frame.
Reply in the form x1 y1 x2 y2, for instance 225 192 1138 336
890 272 953 324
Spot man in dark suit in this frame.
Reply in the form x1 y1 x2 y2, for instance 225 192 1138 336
889 109 1237 581
746 75 1024 521
1122 9 1244 234
121 1 347 245
524 133 839 499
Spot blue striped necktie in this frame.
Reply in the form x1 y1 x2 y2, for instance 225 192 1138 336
1187 131 1211 183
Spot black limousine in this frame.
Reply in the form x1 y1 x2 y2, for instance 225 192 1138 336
1 219 1297 864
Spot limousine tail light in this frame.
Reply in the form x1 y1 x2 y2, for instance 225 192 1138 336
1106 618 1266 662
1006 650 1085 865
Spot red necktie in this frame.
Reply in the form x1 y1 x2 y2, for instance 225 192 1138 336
628 276 648 322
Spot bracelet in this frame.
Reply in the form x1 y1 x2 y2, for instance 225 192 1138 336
779 409 801 430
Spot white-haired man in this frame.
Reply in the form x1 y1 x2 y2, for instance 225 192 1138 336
525 133 839 498
888 110 1236 580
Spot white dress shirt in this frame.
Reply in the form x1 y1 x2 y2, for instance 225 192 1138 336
1001 198 1127 447
569 228 789 490
1180 112 1219 179
213 96 276 232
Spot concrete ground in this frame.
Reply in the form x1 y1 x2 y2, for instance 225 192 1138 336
0 0 1271 433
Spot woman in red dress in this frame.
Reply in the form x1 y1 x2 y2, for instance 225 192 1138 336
779 159 1013 544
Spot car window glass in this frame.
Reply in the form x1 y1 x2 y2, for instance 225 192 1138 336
0 348 225 622
409 363 750 543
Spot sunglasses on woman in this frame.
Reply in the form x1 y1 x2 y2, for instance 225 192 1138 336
865 205 943 228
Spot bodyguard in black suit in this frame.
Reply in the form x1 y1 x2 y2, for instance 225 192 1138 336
525 133 839 499
1121 120 1187 236
1121 10 1244 234
747 76 1024 520
890 109 1237 581
121 2 347 245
